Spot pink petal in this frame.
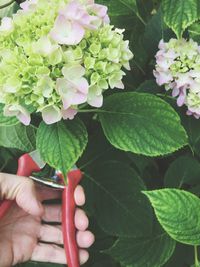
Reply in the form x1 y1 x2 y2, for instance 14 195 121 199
89 4 108 17
17 112 31 126
50 16 85 45
62 108 78 120
177 91 186 107
88 94 103 107
42 105 62 124
73 78 89 94
71 92 87 105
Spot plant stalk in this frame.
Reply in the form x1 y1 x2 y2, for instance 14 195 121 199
195 246 199 267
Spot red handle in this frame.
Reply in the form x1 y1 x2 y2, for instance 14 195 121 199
0 153 42 219
62 169 83 267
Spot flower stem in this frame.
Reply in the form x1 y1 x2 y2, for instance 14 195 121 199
0 0 15 9
195 246 199 267
78 109 101 113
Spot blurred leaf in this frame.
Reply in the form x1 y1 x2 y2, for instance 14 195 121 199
84 161 153 237
181 114 200 156
164 155 200 188
96 0 131 16
99 92 188 156
136 79 161 94
143 9 163 56
0 1 19 18
189 21 200 42
144 189 200 245
107 222 176 267
137 0 153 22
0 123 36 152
164 243 194 267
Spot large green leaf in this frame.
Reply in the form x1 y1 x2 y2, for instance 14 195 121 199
99 92 188 157
84 162 153 237
0 104 19 126
36 119 88 177
162 0 200 38
106 223 176 267
0 123 36 152
144 189 200 245
164 155 200 188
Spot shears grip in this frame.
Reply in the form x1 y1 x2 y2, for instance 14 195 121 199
62 169 83 267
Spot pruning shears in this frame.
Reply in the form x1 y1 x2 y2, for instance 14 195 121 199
0 150 83 267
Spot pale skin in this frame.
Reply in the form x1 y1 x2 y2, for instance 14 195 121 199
0 173 95 267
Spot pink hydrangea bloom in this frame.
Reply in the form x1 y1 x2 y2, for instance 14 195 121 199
50 0 98 45
154 38 200 119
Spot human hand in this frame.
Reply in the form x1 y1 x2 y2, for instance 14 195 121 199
0 173 94 267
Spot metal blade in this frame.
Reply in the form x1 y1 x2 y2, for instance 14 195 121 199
29 150 46 169
30 176 65 189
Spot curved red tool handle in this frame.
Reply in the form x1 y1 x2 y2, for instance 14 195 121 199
62 169 83 267
0 153 41 219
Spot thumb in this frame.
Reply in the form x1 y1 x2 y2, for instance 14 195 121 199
0 173 44 216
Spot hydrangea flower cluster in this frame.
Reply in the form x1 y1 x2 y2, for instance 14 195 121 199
0 0 133 125
154 38 200 119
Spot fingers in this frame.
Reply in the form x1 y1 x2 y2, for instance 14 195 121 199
74 185 85 206
39 225 63 244
43 205 89 232
36 184 61 201
31 243 66 264
0 173 44 216
76 230 95 248
31 244 89 265
75 208 89 231
38 223 94 249
42 204 61 222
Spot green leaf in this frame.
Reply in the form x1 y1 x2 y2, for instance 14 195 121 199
0 104 19 126
84 162 153 237
164 243 194 267
107 223 176 267
0 1 19 18
164 155 200 188
181 114 200 156
99 92 188 157
144 189 200 245
36 119 88 176
0 124 36 152
136 79 161 94
189 21 200 42
96 0 132 16
162 0 200 38
143 9 163 56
